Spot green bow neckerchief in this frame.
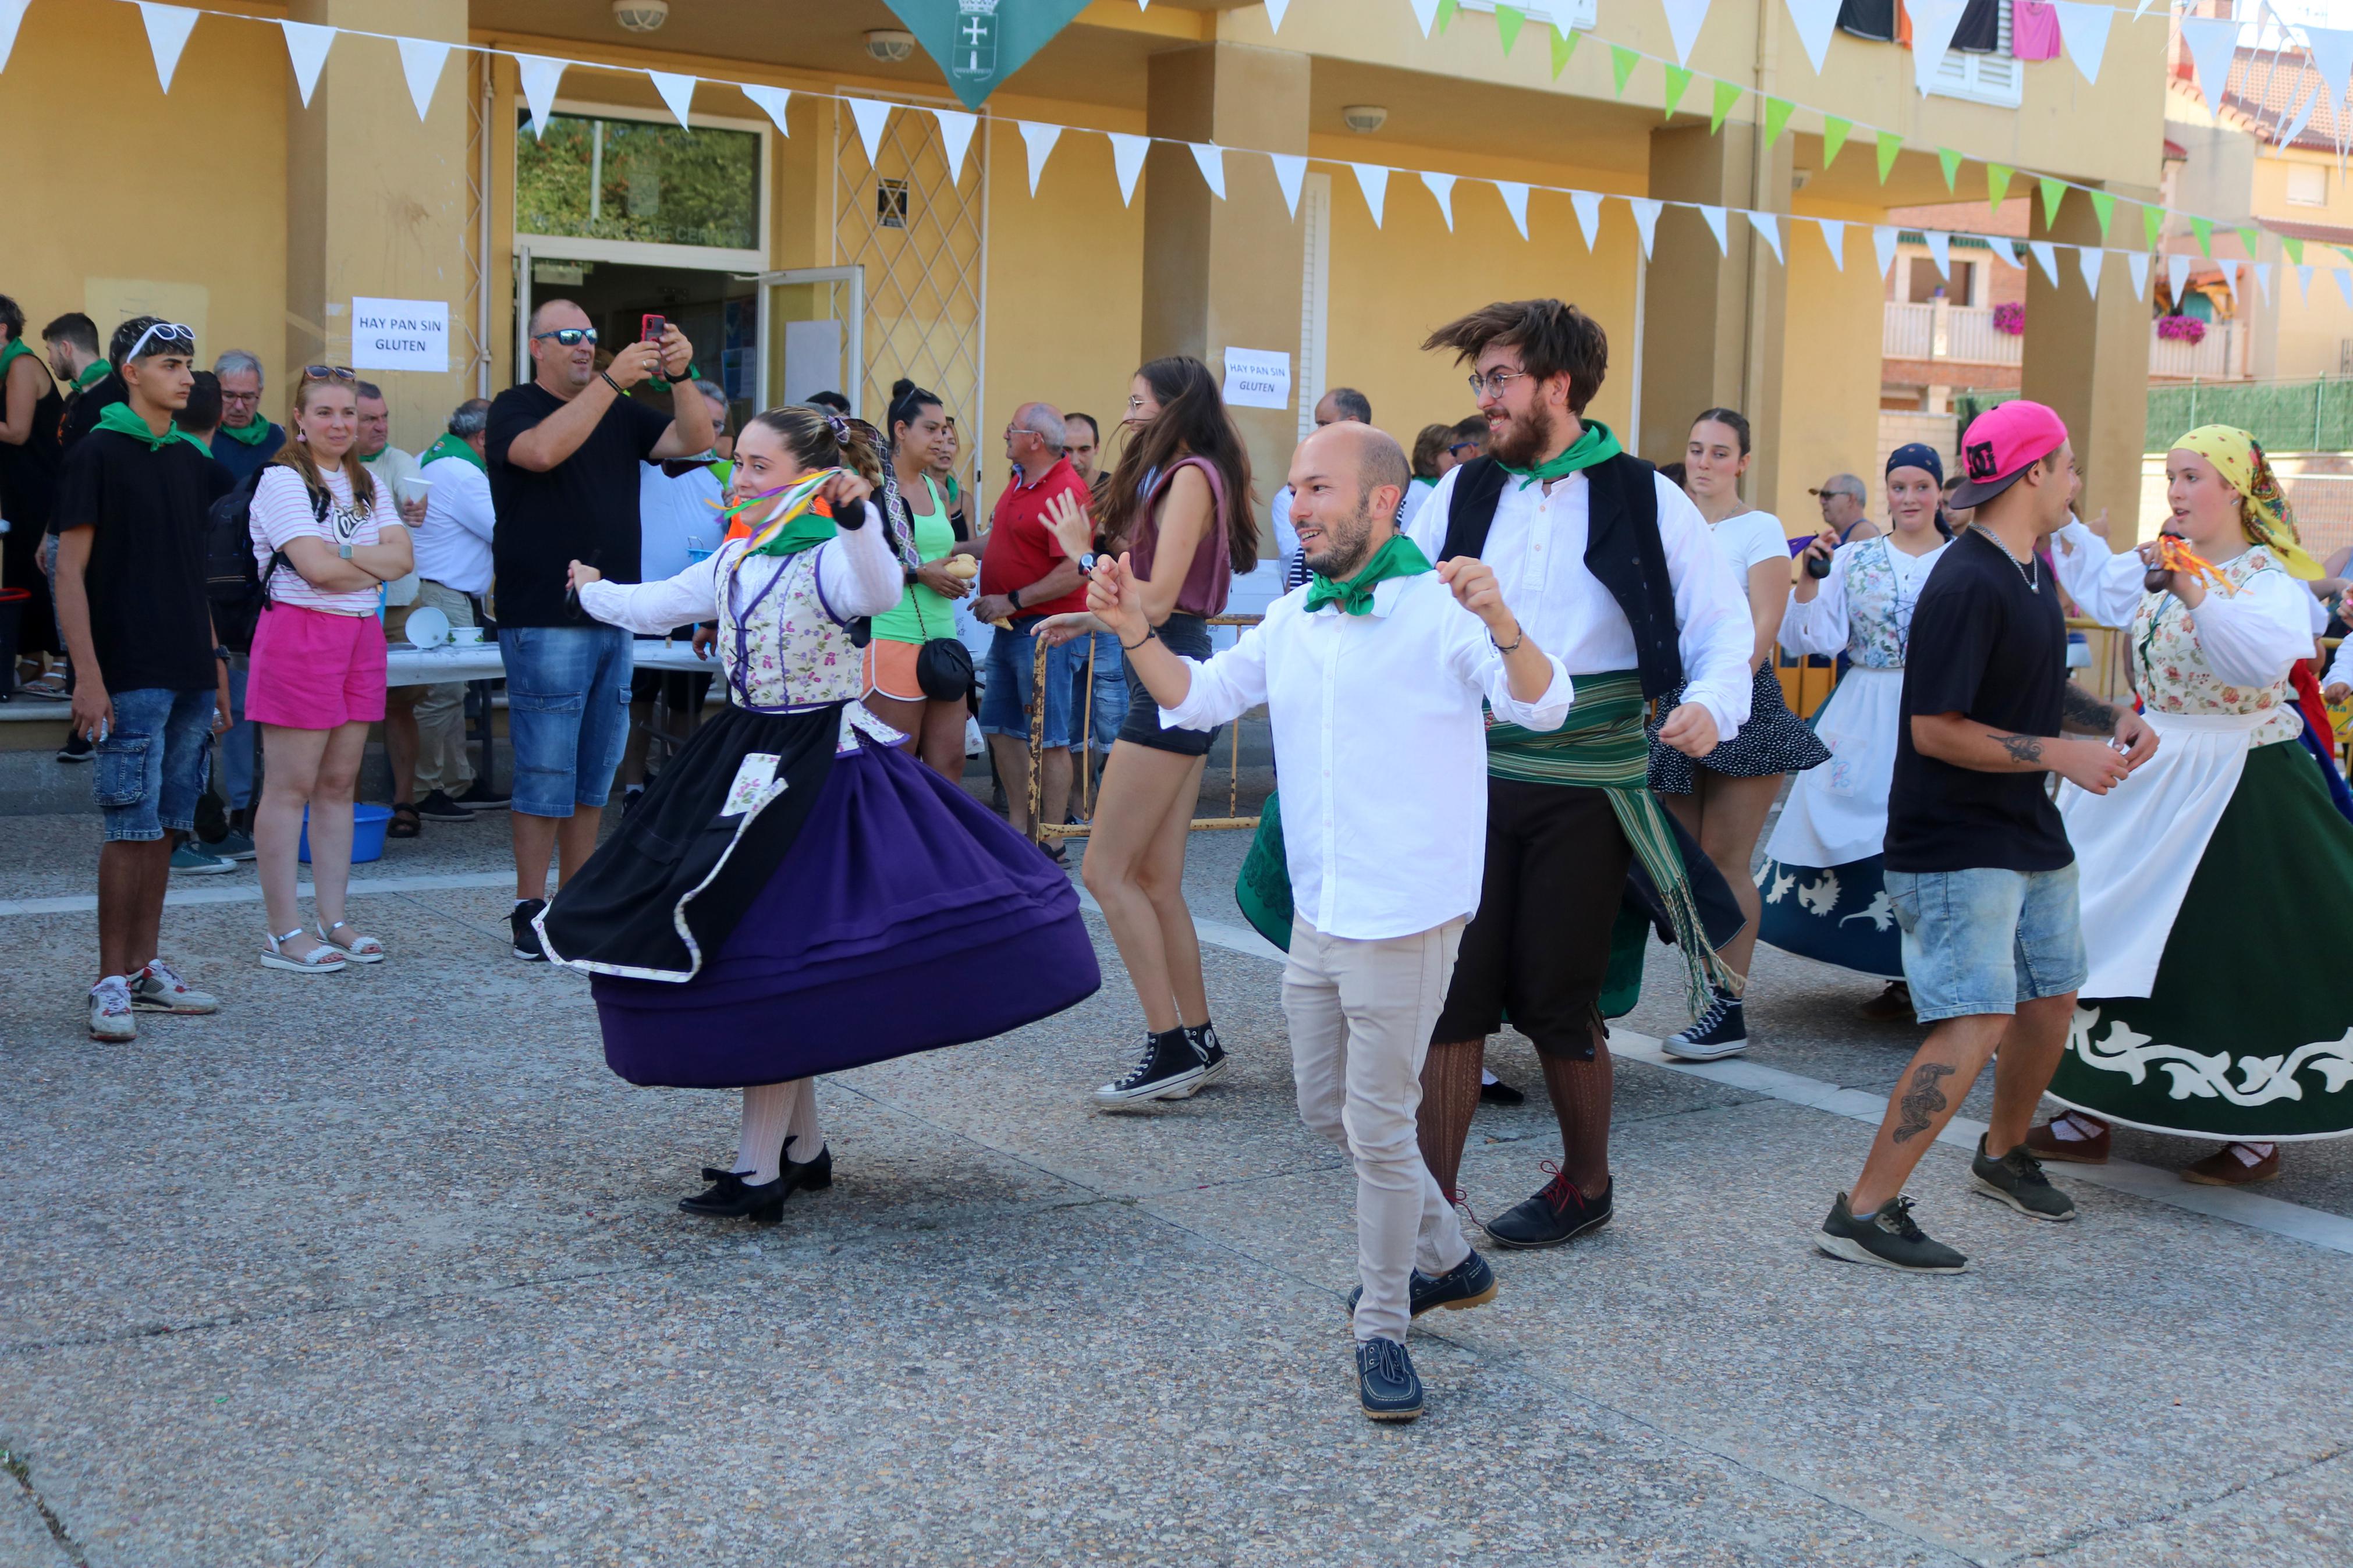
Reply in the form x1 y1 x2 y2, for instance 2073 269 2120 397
76 359 111 391
418 431 486 472
1302 533 1435 617
92 399 212 457
1497 418 1624 490
218 414 275 447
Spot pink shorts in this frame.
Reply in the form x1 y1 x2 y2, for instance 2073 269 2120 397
246 603 388 729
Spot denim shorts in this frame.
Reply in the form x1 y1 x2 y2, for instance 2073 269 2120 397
95 687 217 842
979 621 1084 750
1117 612 1218 757
1067 629 1129 752
1884 863 2088 1023
499 624 634 818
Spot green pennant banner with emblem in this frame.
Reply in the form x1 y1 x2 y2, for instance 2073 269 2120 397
882 0 1095 111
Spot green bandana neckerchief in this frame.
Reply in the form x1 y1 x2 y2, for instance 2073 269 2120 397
1302 534 1434 616
418 432 486 472
93 399 211 457
1497 418 1623 490
0 339 29 380
76 359 111 390
218 414 274 447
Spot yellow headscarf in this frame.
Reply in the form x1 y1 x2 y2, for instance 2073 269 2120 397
2173 424 2321 580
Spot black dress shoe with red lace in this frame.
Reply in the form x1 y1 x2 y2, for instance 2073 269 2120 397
1484 1165 1614 1250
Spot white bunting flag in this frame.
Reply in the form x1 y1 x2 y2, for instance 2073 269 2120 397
2279 87 2322 150
1271 152 1307 219
1815 216 1847 270
2180 17 2241 113
1909 0 1971 95
745 84 793 139
1982 233 2020 268
2127 250 2150 299
2167 251 2192 304
1495 180 1531 240
2252 260 2273 305
2028 239 2060 286
847 98 892 168
2075 246 2103 298
934 109 978 184
2337 269 2353 310
1872 225 1898 279
397 38 450 122
1629 198 1663 261
1570 190 1603 252
2052 1 2113 87
1698 204 1729 255
516 54 565 139
1422 170 1458 232
1408 0 1442 38
1263 0 1290 31
1782 0 1840 77
2298 264 2314 303
1020 122 1061 197
1190 141 1226 200
0 0 28 77
137 3 200 94
1659 0 1713 67
281 20 334 108
649 70 696 129
1351 162 1390 227
2306 29 2353 111
1108 132 1149 207
1747 210 1784 264
1923 229 1951 279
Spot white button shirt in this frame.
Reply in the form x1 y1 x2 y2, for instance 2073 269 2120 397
1406 465 1755 741
1158 571 1573 941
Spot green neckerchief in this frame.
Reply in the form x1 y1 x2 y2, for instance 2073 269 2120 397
1302 534 1434 616
418 432 485 472
76 359 111 390
1497 418 1623 490
218 414 274 447
93 399 211 456
0 339 28 379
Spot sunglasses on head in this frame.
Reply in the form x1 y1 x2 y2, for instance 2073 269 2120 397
123 321 196 360
533 327 598 347
300 365 357 382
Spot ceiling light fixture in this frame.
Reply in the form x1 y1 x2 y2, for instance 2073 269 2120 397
1342 104 1388 134
865 29 918 64
612 0 669 32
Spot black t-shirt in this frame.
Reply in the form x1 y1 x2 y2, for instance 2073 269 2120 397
52 429 233 694
1886 529 2072 874
487 382 672 627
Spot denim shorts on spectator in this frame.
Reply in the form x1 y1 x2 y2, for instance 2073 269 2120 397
94 687 217 843
500 624 633 818
979 620 1084 751
1884 863 2087 1023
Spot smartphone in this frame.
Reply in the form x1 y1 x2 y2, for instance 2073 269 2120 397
641 314 667 343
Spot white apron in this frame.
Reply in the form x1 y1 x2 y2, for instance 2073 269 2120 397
1763 666 1903 867
2057 708 2264 1000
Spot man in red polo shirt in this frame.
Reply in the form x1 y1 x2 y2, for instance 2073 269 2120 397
973 402 1090 841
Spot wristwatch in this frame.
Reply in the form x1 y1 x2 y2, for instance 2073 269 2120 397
212 644 233 664
338 541 355 560
1009 587 1025 613
1078 551 1101 574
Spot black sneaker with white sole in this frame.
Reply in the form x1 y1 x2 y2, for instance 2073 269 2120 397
510 898 550 961
1345 1248 1499 1319
56 732 93 765
1817 1192 1969 1273
1663 989 1748 1061
1355 1338 1424 1422
1184 1021 1226 1090
1484 1167 1613 1250
1970 1136 2077 1222
1091 1028 1202 1108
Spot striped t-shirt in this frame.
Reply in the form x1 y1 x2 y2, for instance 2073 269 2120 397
251 463 382 615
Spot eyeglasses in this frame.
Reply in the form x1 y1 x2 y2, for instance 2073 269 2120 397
533 327 598 347
122 322 196 360
300 365 357 382
1466 367 1530 399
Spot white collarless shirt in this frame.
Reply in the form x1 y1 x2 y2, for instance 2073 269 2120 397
1157 571 1573 941
1406 465 1755 741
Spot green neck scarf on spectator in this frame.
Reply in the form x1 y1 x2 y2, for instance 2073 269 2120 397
1497 418 1622 490
76 358 111 390
218 414 274 447
1302 534 1434 617
418 432 485 472
93 399 211 456
0 339 29 380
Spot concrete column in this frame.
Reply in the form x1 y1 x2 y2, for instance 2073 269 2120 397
1141 43 1309 547
285 0 473 447
1638 123 1793 511
2021 186 2157 541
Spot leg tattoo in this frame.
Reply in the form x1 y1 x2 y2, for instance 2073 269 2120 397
1892 1063 1957 1144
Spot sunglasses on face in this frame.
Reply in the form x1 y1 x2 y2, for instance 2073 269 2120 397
123 322 196 360
1447 441 1481 457
533 327 598 347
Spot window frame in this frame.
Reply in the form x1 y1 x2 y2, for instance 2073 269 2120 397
513 97 772 273
1927 0 2023 111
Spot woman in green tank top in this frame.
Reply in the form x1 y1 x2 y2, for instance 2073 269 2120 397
863 381 979 777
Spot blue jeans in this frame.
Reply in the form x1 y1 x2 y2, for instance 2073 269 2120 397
95 687 216 842
1884 864 2087 1023
1067 630 1128 753
215 663 255 811
979 621 1083 751
499 624 634 818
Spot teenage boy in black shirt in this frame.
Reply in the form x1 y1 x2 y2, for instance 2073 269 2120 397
1819 401 2158 1274
51 317 236 1042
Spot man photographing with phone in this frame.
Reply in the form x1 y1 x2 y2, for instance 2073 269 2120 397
488 298 716 961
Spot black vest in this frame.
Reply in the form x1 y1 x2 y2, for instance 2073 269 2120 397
1438 453 1685 699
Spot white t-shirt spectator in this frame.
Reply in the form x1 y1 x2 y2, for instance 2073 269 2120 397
251 463 382 616
638 460 727 586
360 445 423 606
413 453 495 595
1706 509 1794 601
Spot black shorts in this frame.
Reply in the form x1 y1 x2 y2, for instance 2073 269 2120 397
1431 779 1633 1059
1117 612 1219 758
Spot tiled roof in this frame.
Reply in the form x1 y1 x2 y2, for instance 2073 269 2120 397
2222 47 2349 151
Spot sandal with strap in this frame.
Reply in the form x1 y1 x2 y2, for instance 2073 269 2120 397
386 802 423 840
317 920 385 964
261 927 347 973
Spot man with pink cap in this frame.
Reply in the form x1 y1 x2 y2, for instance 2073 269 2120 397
1816 401 2158 1274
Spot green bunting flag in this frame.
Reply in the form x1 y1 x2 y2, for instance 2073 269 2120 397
1662 65 1693 118
1550 25 1578 79
1822 116 1852 168
1937 148 1961 191
1762 96 1793 147
2088 190 2115 243
2143 203 2164 250
1610 43 1639 97
1710 80 1741 134
2038 176 2065 227
1495 4 1526 54
1986 163 2013 209
2235 223 2260 258
1436 0 1458 30
2283 235 2304 265
1875 130 1902 184
2192 215 2213 257
880 0 1094 111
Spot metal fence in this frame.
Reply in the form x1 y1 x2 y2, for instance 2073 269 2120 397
2145 378 2353 455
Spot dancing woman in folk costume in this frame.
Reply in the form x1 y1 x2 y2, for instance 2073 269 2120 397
1759 444 1953 1021
2036 425 2353 1185
537 407 1099 1221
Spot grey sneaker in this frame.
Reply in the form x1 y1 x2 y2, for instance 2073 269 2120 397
1971 1136 2077 1222
130 958 219 1014
1817 1192 1969 1274
88 976 138 1043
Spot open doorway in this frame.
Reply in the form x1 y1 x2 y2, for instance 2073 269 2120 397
524 258 757 429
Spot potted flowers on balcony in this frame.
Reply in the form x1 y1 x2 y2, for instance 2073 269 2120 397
1992 301 2025 336
2156 315 2207 344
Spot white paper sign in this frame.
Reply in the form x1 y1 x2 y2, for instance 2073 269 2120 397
349 297 449 373
1221 347 1291 411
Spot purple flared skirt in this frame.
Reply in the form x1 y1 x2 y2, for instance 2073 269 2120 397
592 738 1100 1088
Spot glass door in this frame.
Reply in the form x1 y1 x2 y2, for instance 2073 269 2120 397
758 266 865 417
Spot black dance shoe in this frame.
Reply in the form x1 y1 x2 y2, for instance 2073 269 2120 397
1484 1167 1614 1250
780 1137 834 1197
679 1167 788 1220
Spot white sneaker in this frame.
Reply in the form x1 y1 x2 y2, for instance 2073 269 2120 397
131 958 219 1014
88 976 138 1042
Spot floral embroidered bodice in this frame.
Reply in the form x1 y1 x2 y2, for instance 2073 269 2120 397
2133 546 2299 746
716 543 863 712
1844 536 1939 669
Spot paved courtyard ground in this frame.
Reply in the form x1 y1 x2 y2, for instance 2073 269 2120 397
3 800 2348 1566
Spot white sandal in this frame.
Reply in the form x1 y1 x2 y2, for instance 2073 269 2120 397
317 920 385 963
261 927 347 973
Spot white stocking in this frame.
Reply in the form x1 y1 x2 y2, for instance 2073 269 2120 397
782 1078 824 1165
734 1083 793 1184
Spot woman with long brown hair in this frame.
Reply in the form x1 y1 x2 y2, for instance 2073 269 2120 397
1037 355 1258 1107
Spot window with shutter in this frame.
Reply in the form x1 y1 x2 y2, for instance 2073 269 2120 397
1931 0 2023 109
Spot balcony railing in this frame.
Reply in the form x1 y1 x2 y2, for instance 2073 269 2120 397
2148 319 2239 379
1882 301 2022 367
